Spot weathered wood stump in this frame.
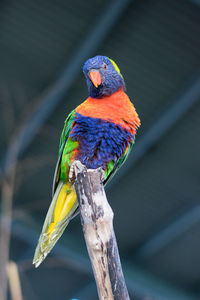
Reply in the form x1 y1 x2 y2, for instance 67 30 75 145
70 161 130 300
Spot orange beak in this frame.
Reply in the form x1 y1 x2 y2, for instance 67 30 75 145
89 70 102 88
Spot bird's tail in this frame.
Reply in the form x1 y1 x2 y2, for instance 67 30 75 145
33 181 78 268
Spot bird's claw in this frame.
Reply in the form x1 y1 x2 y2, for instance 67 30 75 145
69 160 86 183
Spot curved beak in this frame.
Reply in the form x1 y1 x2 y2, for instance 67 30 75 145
89 70 102 88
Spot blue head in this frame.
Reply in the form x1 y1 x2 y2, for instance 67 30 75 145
83 55 125 98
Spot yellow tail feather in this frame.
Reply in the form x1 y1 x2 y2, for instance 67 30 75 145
33 181 78 267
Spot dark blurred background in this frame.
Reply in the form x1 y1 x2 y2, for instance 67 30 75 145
0 0 200 299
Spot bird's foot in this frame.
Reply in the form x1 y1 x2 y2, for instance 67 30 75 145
69 160 86 183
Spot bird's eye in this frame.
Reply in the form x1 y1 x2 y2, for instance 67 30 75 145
103 63 107 69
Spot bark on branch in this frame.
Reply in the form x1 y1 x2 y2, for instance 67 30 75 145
71 161 130 300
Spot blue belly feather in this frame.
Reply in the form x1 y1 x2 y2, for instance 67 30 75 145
70 113 134 169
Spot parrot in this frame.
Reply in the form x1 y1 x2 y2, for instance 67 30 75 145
33 55 141 267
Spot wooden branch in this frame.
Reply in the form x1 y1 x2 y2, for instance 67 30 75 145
71 161 130 300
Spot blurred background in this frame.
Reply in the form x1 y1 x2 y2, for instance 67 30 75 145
0 0 200 299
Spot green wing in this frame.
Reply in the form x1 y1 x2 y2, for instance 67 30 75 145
104 138 135 185
52 109 76 196
59 110 76 155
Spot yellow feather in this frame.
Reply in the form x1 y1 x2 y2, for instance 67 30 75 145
33 181 78 267
47 183 76 235
108 57 123 77
53 183 70 223
59 188 76 220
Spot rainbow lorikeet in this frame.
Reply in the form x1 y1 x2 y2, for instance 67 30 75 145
33 55 140 267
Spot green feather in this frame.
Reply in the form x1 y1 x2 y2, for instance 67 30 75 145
104 140 134 185
59 109 76 155
52 110 76 195
60 138 78 181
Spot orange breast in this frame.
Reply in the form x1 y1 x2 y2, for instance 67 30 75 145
76 89 141 135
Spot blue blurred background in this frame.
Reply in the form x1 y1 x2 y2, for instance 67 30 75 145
0 0 200 299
